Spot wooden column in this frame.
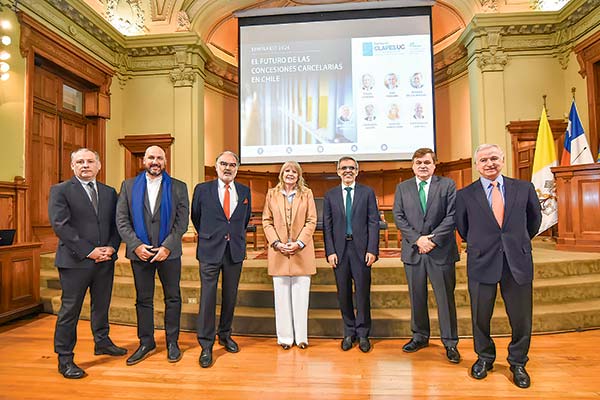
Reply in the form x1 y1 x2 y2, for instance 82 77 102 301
552 164 600 252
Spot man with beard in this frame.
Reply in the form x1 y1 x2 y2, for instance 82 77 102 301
323 156 379 353
116 145 189 365
192 151 252 368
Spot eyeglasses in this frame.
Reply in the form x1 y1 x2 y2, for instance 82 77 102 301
219 161 237 169
338 165 356 171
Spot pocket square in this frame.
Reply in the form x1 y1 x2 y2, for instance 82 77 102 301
243 198 249 205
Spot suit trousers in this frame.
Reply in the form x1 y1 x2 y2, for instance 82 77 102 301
273 275 311 346
197 243 243 349
405 258 458 347
334 240 372 338
54 262 115 362
131 259 182 346
468 257 532 367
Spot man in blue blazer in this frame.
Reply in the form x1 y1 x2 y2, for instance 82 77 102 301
323 156 379 352
192 151 252 368
49 148 124 379
456 144 541 389
393 148 460 364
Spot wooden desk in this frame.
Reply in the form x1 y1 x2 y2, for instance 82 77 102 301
0 242 43 324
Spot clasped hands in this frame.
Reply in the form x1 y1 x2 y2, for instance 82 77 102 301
275 241 300 256
88 246 115 263
416 234 436 254
134 244 171 263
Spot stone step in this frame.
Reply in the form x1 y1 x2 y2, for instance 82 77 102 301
40 287 600 337
40 253 600 285
40 268 600 309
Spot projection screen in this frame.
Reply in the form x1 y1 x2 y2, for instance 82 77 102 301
238 1 435 164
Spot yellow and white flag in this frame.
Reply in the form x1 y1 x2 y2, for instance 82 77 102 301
531 107 558 235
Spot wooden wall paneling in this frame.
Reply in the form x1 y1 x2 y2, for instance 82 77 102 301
507 119 567 180
0 178 32 244
118 134 174 179
552 164 600 251
575 30 600 160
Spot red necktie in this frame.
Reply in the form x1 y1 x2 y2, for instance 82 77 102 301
491 181 504 227
223 184 230 220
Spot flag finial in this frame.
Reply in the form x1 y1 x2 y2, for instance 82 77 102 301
571 87 576 100
543 94 548 116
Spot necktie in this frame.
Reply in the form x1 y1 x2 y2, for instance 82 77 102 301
223 184 230 220
87 182 98 214
490 181 504 227
344 186 352 235
418 180 427 213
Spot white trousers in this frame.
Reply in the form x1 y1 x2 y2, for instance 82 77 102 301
273 275 311 345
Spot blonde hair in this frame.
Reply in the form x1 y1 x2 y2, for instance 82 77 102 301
274 161 308 194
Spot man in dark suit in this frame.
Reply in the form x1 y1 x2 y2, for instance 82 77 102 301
323 156 379 353
49 148 125 379
116 145 189 366
455 144 541 389
191 151 252 368
393 148 460 364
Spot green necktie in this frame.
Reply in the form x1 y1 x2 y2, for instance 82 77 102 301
418 180 427 213
344 186 352 235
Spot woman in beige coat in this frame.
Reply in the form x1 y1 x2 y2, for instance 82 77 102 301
262 161 317 349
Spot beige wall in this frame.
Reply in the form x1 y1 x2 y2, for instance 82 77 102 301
105 78 125 189
204 86 238 165
0 9 25 182
435 73 472 162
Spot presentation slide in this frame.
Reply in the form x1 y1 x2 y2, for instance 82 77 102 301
239 12 434 164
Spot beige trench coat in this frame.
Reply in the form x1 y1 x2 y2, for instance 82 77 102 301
262 187 317 276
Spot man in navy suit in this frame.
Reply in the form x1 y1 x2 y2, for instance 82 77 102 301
49 148 125 379
393 148 460 364
456 144 541 389
323 156 379 352
192 151 252 368
116 145 189 366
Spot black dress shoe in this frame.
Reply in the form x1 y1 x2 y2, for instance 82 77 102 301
470 359 493 379
402 338 429 353
126 344 156 366
94 343 128 356
358 337 371 353
58 360 86 379
341 336 355 351
298 342 308 349
218 336 240 353
445 346 461 363
510 365 531 388
167 342 182 363
199 347 213 368
280 343 292 350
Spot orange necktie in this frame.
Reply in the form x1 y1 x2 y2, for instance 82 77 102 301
491 181 504 227
223 184 230 220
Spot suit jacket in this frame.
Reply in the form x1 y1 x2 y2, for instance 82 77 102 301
116 175 189 261
262 187 317 276
455 176 542 285
49 176 121 268
323 183 380 259
393 175 459 265
191 179 252 264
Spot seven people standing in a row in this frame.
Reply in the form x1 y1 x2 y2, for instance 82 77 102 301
49 145 541 390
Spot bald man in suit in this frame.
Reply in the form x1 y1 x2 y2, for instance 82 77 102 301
456 144 541 389
49 148 125 379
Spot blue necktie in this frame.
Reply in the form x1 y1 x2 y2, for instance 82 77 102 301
418 180 427 213
344 186 352 235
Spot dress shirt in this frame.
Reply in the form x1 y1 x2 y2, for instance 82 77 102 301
415 176 432 201
76 177 98 204
218 179 238 215
146 174 162 215
341 182 356 213
480 175 506 208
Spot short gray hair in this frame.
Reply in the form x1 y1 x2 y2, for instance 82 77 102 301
71 148 100 162
473 144 504 163
336 156 358 170
216 151 240 165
